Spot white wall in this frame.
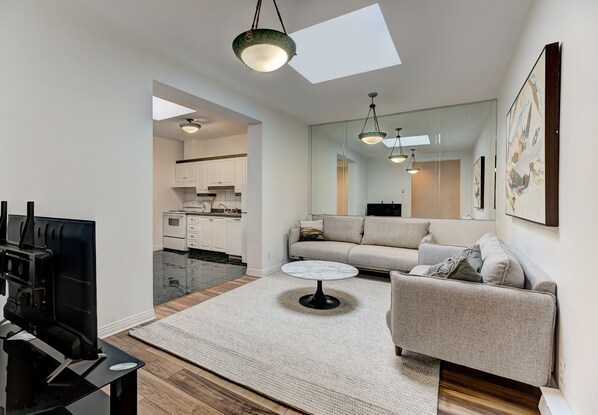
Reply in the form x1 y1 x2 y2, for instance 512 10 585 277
184 133 247 159
0 2 308 332
496 1 598 413
153 137 184 250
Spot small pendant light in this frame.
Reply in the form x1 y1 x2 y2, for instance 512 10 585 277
358 92 386 145
232 0 297 73
179 119 201 134
388 128 408 163
406 149 421 174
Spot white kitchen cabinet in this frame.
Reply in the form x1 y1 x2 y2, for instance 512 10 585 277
207 159 235 186
225 218 242 256
211 218 226 251
195 162 209 193
196 216 226 252
234 157 247 192
174 162 197 187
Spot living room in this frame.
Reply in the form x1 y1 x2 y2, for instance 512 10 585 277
1 1 597 414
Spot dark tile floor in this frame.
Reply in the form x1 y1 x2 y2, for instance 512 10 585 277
153 249 247 306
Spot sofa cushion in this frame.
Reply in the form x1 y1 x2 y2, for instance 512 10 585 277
298 219 325 241
290 241 355 263
476 233 524 288
361 218 431 249
347 245 418 272
410 265 431 275
319 216 364 244
424 245 483 283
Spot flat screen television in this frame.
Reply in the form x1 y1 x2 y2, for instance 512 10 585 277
0 202 98 362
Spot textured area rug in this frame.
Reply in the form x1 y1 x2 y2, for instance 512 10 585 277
130 272 440 415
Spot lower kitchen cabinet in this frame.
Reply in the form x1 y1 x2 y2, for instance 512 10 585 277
225 218 242 256
197 217 226 252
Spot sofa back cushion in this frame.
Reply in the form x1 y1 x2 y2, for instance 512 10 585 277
477 233 525 288
361 218 430 249
316 216 364 244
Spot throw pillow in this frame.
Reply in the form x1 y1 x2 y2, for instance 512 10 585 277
298 220 325 241
425 244 483 283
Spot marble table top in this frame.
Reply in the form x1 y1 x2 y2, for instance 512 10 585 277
281 260 358 281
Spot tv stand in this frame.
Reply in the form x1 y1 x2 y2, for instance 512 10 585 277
46 352 108 384
0 324 143 414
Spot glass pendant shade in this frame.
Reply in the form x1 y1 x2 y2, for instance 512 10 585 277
406 149 420 174
233 29 296 72
179 119 201 134
359 92 386 145
388 128 408 163
359 131 386 145
233 1 296 73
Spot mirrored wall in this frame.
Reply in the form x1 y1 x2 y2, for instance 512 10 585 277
309 100 497 220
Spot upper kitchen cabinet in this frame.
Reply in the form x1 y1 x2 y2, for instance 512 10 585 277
195 162 209 193
207 159 235 186
174 162 197 187
234 157 247 193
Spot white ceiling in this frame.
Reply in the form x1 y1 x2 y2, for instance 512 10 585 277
65 0 532 125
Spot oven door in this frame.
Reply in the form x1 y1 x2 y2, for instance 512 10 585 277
163 214 186 238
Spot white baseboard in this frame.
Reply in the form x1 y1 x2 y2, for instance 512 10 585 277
98 308 156 339
539 387 573 415
246 263 283 277
153 244 163 251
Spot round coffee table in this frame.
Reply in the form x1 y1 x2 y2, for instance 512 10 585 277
281 260 358 310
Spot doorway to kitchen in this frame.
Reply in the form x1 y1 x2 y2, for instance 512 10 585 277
151 81 258 306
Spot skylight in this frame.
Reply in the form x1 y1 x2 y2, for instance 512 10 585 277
288 4 401 84
382 135 431 148
152 96 195 121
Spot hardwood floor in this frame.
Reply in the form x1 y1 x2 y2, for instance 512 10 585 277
106 275 541 415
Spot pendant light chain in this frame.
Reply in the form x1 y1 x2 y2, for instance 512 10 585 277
272 0 288 34
250 0 288 33
360 106 374 134
251 0 263 30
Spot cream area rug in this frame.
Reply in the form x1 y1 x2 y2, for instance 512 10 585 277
130 272 440 415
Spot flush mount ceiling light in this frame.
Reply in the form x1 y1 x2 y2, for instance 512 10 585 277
358 92 386 145
406 149 421 174
232 0 296 73
388 128 408 163
179 119 201 134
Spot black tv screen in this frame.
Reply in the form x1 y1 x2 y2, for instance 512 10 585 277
4 215 98 361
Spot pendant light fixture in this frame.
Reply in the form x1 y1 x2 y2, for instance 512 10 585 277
388 128 408 163
406 149 421 174
358 92 386 145
232 0 296 73
179 119 201 134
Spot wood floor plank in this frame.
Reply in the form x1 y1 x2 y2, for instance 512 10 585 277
138 370 224 415
117 274 541 415
168 368 280 415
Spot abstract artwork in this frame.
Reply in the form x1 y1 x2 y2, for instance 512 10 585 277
474 156 485 209
506 42 560 226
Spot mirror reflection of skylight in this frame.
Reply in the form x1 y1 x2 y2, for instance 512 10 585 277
152 96 195 120
288 4 401 84
382 135 431 148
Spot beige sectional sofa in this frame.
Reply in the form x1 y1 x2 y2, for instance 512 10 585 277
387 233 557 386
289 215 433 272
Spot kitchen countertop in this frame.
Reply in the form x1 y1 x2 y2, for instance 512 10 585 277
186 212 242 218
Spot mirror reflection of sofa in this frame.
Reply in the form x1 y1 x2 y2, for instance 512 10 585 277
289 215 433 273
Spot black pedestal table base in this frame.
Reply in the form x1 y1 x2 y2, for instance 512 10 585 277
299 280 340 310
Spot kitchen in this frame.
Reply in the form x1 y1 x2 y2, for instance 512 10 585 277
153 83 254 305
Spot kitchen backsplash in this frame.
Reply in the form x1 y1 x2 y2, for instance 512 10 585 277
184 188 242 210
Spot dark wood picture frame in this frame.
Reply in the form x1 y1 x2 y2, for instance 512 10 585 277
506 42 560 227
474 156 485 209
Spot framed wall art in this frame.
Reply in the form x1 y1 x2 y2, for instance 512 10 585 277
474 156 485 209
506 42 560 226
